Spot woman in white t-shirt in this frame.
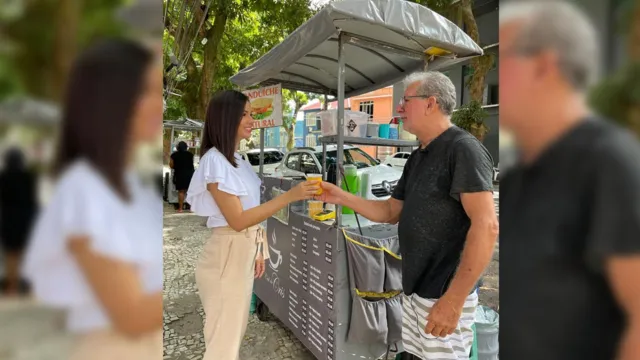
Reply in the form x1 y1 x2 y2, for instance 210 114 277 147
22 39 164 360
186 90 318 359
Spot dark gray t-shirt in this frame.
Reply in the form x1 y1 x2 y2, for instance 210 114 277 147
501 118 640 360
392 126 494 299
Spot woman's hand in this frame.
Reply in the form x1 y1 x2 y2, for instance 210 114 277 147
286 180 320 202
314 181 348 205
254 253 265 278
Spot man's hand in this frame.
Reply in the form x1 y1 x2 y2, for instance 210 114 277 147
315 181 347 205
254 254 265 278
425 295 464 337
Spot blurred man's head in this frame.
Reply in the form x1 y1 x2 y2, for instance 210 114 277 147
500 1 599 132
398 71 456 139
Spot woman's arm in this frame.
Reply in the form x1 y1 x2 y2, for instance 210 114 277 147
169 158 174 169
208 181 316 232
69 236 162 337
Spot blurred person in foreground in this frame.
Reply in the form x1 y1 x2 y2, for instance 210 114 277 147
186 90 319 359
319 71 498 360
0 148 38 296
21 38 164 360
500 2 640 360
170 140 195 212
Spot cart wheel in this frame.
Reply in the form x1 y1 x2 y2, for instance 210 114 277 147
256 301 269 321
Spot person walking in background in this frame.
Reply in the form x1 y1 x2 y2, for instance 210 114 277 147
186 90 319 359
318 71 498 360
170 140 195 212
21 38 164 360
499 2 640 360
0 147 38 296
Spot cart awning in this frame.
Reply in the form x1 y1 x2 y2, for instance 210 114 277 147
163 118 204 130
229 0 483 97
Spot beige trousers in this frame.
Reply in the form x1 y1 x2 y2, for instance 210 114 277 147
196 225 268 360
70 329 162 360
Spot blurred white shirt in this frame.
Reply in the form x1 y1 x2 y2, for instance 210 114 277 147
22 159 163 333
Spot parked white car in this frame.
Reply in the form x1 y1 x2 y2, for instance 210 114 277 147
274 145 403 200
239 148 284 176
382 151 411 169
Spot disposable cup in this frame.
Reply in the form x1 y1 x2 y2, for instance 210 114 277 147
308 200 324 218
306 173 323 195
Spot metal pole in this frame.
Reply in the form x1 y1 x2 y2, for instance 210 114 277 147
259 128 265 178
322 144 327 181
322 93 328 180
336 32 346 227
169 126 175 153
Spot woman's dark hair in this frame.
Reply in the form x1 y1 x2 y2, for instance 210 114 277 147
3 147 25 172
177 141 188 152
200 90 249 167
55 38 153 200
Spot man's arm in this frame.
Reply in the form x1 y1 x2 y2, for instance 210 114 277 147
334 192 403 224
443 137 497 304
443 192 498 303
607 257 640 360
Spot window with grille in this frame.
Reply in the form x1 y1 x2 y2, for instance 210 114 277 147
305 112 317 126
359 101 374 119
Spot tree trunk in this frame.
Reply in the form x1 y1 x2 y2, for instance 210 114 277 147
629 0 640 60
52 0 81 101
286 126 295 150
627 0 640 136
460 0 488 103
197 11 228 119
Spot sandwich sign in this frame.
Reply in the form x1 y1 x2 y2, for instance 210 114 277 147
242 84 283 129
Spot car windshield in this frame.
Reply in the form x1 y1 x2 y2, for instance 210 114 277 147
315 148 377 169
245 151 283 166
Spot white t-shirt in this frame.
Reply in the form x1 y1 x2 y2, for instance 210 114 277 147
21 160 163 333
186 148 261 228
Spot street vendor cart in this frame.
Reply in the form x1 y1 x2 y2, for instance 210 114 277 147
230 1 482 359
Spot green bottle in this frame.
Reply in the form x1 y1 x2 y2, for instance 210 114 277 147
341 164 358 214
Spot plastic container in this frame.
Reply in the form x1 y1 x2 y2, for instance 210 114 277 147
475 306 499 360
366 122 379 137
389 118 399 140
359 172 371 198
399 120 416 140
378 124 390 138
319 110 369 137
341 165 358 214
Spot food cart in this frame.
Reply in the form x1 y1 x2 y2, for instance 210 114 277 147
230 1 482 359
163 118 203 206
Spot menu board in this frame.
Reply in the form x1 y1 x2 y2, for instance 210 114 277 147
256 177 337 360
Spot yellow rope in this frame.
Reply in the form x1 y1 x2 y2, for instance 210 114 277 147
341 229 402 260
354 289 402 299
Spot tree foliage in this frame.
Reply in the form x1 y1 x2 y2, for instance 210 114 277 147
1 0 129 101
163 0 315 120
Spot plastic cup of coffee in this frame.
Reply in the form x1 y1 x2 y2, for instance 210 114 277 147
306 173 323 195
308 200 324 218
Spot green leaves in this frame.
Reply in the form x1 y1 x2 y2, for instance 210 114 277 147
164 0 315 118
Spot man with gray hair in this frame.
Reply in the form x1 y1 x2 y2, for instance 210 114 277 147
319 71 498 359
500 1 640 360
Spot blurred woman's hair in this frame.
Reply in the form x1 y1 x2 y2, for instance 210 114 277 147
55 39 153 200
177 141 188 152
200 90 249 167
3 147 26 172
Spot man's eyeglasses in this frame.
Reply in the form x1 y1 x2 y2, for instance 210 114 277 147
399 95 431 107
